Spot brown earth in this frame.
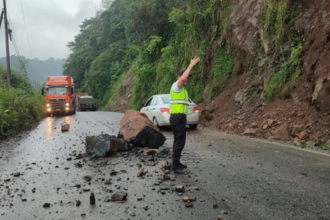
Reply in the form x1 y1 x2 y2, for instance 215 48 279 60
108 0 330 149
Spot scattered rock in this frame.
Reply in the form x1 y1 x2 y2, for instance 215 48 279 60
163 174 170 181
84 176 92 182
136 168 146 177
175 185 185 193
61 123 70 132
297 131 309 140
104 179 112 185
221 210 228 214
184 202 193 208
143 148 158 155
85 134 126 157
110 170 118 176
111 191 128 201
90 193 96 205
43 203 51 208
272 122 290 141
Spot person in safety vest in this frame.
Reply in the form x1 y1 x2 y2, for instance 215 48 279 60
169 56 200 174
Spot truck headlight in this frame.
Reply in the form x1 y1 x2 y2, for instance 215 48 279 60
46 104 51 107
65 103 70 106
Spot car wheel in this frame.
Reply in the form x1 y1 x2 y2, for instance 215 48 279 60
153 117 160 128
189 124 198 129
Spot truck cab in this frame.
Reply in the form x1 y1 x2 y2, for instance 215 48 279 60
42 76 76 116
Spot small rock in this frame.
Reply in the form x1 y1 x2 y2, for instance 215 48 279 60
43 203 51 208
84 176 92 182
104 179 112 185
110 170 118 176
163 174 170 181
297 131 309 140
61 123 70 132
184 202 193 208
13 172 21 177
90 193 95 205
221 210 228 214
111 191 127 201
175 185 185 193
136 168 145 177
75 162 83 168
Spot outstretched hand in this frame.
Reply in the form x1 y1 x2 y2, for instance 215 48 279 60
190 56 200 66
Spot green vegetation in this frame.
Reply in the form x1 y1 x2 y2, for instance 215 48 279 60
208 47 234 100
62 0 304 110
321 144 330 152
0 66 44 137
260 0 303 101
63 0 238 109
265 38 302 100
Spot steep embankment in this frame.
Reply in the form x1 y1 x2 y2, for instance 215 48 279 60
200 0 330 148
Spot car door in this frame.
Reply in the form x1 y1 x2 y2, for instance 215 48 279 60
140 97 154 119
148 96 160 121
141 96 158 120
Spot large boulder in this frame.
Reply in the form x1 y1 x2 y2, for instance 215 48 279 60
85 134 128 157
118 110 166 148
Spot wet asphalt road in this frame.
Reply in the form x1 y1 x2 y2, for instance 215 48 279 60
0 111 330 220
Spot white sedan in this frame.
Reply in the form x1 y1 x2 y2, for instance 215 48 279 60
140 94 200 129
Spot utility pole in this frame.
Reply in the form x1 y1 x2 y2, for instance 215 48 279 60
3 0 11 88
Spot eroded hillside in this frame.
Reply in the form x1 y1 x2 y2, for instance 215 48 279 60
200 0 330 148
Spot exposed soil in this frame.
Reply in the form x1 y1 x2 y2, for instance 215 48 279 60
199 73 330 148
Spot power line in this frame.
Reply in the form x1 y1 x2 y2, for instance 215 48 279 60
7 15 22 57
20 0 32 58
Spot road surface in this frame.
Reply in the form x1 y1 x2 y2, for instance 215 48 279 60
0 111 330 220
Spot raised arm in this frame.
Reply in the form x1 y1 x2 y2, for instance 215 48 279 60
177 56 200 89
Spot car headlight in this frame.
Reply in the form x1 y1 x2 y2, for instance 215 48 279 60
46 104 51 107
65 103 70 106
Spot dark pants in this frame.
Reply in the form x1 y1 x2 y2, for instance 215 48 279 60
170 113 187 168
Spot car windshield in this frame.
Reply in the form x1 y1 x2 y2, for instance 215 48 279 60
47 87 67 95
161 94 193 104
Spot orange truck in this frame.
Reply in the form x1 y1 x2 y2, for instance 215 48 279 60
41 76 76 116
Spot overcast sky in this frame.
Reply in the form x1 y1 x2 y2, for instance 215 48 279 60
0 0 102 60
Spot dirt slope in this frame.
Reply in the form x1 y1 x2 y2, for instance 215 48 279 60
200 0 330 148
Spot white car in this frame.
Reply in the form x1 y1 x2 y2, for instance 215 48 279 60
140 94 200 129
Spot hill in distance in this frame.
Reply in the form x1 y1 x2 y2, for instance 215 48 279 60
0 55 65 86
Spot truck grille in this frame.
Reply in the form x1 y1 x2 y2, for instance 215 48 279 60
49 98 66 103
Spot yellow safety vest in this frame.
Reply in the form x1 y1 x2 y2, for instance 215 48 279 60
170 83 189 115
